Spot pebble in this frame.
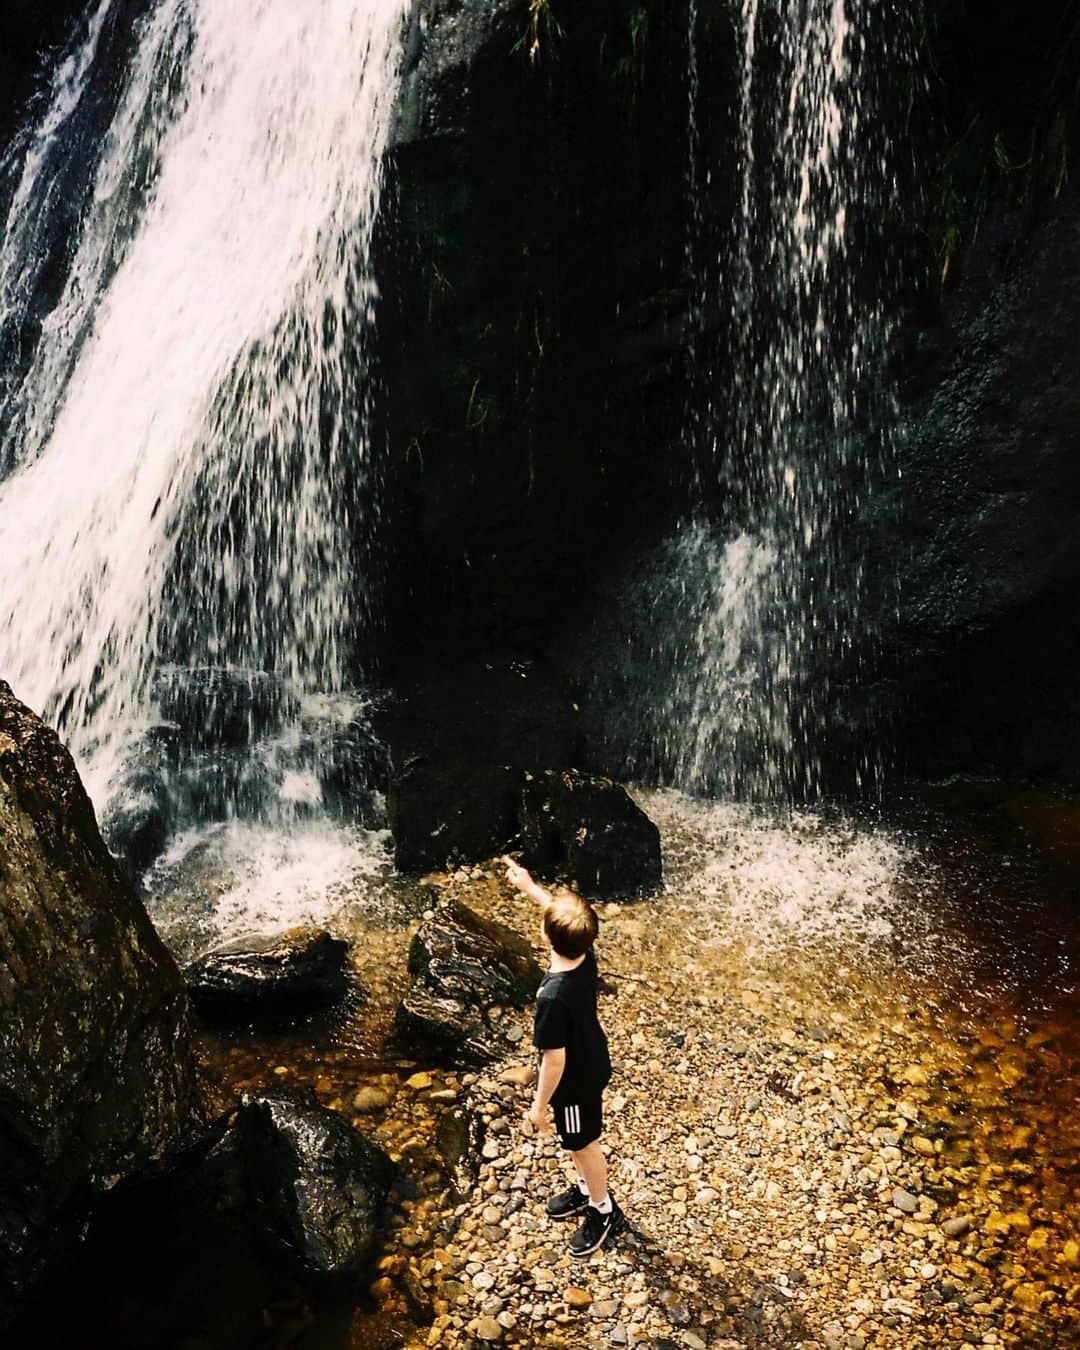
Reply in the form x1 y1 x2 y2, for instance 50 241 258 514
352 1086 390 1111
498 1064 536 1087
474 1316 502 1341
893 1188 919 1214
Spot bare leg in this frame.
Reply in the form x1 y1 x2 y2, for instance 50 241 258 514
570 1141 608 1204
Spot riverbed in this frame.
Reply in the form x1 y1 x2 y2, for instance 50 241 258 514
178 781 1080 1348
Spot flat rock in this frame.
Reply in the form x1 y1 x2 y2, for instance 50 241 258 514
498 1063 537 1088
352 1086 391 1112
184 926 350 1013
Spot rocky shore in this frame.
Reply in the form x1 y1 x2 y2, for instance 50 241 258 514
150 788 1077 1350
355 838 1078 1350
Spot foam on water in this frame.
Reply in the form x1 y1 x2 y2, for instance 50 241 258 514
639 786 906 954
146 818 392 957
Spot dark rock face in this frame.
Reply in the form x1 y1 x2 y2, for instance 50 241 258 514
184 927 351 1015
396 0 526 146
377 1 708 679
520 769 662 899
0 681 195 1323
382 660 582 870
234 1096 393 1276
888 212 1080 785
396 898 542 1065
388 758 520 871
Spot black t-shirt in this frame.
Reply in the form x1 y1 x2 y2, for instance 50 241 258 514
532 947 612 1105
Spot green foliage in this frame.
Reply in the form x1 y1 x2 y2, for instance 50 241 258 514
929 0 1080 284
612 3 650 94
512 0 564 64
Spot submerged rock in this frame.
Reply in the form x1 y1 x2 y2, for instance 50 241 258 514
0 681 195 1323
437 1106 486 1202
184 926 351 1015
396 898 542 1065
100 764 172 882
520 769 662 899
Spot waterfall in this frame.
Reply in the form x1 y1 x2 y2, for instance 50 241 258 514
635 0 912 801
0 0 408 881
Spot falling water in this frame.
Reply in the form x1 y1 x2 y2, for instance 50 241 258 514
0 0 407 858
635 0 912 801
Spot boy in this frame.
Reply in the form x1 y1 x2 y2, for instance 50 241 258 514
504 858 624 1258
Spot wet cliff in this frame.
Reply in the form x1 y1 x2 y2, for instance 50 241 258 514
0 682 195 1323
3 0 1079 792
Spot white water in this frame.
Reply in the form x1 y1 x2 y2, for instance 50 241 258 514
641 786 905 954
144 817 393 960
651 0 911 800
0 0 408 804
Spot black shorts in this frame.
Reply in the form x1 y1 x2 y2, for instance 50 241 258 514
553 1097 603 1150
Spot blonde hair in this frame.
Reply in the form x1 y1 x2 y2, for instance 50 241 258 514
542 887 599 959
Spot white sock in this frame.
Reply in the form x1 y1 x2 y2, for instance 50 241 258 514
590 1193 613 1214
575 1176 590 1195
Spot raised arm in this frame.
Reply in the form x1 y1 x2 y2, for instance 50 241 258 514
504 856 552 908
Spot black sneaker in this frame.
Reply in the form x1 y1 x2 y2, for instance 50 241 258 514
567 1199 624 1258
545 1184 590 1221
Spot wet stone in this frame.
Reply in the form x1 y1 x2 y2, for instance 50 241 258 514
893 1188 919 1214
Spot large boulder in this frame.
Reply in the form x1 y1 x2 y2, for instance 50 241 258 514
10 1094 394 1346
234 1095 393 1276
520 769 663 899
396 898 542 1065
184 926 351 1016
0 681 195 1323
